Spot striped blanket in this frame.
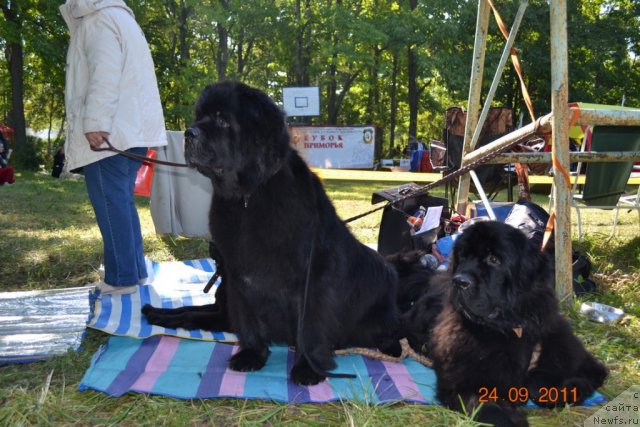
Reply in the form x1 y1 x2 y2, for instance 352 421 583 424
81 258 606 406
80 335 438 403
88 258 237 342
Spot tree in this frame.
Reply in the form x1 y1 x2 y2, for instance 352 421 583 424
1 0 27 154
23 0 68 161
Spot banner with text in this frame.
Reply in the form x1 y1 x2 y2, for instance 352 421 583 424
289 126 375 169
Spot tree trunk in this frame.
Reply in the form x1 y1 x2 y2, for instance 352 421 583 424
291 0 312 124
294 0 311 86
2 2 27 153
216 0 230 80
365 47 381 124
406 0 419 142
389 53 399 151
236 34 254 77
326 56 338 124
178 0 191 63
333 71 360 122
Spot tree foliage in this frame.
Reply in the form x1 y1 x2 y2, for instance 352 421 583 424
1 0 639 165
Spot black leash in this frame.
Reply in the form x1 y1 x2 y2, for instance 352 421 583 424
91 138 190 168
202 271 221 294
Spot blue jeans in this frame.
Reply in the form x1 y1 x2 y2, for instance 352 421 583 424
84 148 147 286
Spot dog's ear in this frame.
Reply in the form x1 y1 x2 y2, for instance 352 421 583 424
236 85 286 134
195 84 228 119
510 229 558 325
519 235 554 290
237 85 291 167
194 85 212 120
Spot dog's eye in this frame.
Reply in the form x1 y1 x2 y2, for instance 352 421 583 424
215 113 230 128
486 254 500 266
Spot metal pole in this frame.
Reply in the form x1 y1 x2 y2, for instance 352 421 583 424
468 0 528 158
469 170 497 220
456 0 491 216
463 113 554 164
461 106 640 165
576 108 640 126
550 0 572 303
489 151 640 164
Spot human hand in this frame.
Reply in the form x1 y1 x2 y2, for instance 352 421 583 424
85 131 110 150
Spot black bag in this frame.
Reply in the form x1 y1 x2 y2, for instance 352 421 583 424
372 183 449 256
504 200 554 253
572 252 596 295
51 149 65 178
504 200 595 295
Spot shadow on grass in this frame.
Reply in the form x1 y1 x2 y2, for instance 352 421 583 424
1 172 209 290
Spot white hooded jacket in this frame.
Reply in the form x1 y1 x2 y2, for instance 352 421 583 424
60 0 167 171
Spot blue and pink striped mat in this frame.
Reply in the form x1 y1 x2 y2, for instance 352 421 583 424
79 258 606 406
80 335 438 403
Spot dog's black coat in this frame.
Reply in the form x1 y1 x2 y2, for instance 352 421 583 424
402 221 607 426
142 81 400 385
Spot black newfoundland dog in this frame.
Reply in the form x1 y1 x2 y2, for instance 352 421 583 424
402 220 607 426
142 81 401 386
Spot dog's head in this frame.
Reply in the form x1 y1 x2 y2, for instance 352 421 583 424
448 220 555 333
184 81 291 196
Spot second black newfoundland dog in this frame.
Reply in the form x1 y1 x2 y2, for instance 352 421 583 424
143 81 401 385
402 220 608 426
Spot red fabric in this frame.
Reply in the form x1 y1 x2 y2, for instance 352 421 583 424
134 150 157 197
0 125 14 142
419 151 433 173
0 166 15 185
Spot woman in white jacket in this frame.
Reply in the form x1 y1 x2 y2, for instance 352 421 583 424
60 0 167 294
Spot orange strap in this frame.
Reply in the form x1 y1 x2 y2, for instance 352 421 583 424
551 150 572 188
542 107 581 251
487 0 536 123
568 106 581 128
487 0 536 198
541 212 555 252
551 107 581 189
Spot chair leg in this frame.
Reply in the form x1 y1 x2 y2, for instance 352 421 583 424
611 208 620 238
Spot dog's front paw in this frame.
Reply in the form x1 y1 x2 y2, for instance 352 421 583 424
530 378 595 408
228 348 269 372
380 340 403 358
290 358 326 386
475 402 529 427
563 377 597 406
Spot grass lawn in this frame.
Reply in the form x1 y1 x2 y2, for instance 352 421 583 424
1 170 639 426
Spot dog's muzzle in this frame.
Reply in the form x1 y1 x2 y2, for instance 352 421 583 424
183 127 201 166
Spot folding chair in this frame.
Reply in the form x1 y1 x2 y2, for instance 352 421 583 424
571 125 640 240
612 184 640 235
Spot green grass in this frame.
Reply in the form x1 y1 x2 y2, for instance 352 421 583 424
1 170 639 426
